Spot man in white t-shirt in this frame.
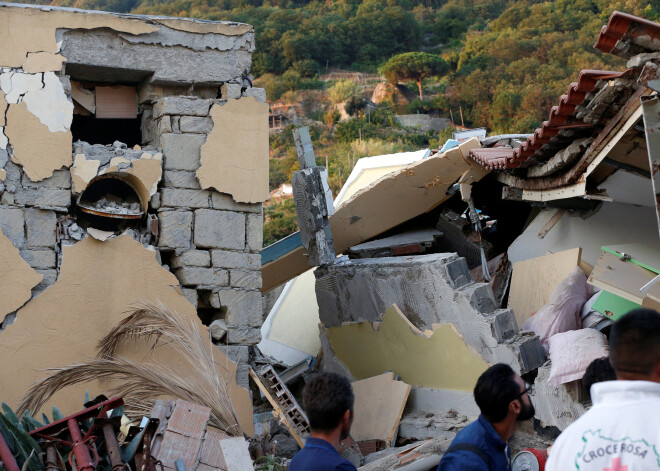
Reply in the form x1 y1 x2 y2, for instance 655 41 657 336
546 308 660 471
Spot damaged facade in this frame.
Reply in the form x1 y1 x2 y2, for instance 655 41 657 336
0 2 269 422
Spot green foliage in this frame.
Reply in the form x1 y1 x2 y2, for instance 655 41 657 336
254 455 285 471
328 79 359 104
380 52 449 99
345 95 368 116
263 199 298 246
334 118 378 143
325 109 341 126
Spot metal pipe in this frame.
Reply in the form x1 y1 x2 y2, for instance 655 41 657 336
101 422 124 471
68 418 95 471
45 444 61 471
0 432 20 471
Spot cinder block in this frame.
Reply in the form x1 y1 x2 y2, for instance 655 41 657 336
158 211 193 248
14 188 70 208
179 116 213 134
210 192 262 213
229 269 262 290
519 337 547 373
488 309 518 341
221 83 242 100
25 208 56 247
211 250 260 269
226 326 261 345
444 258 472 289
153 96 213 118
242 87 267 103
161 133 207 171
161 189 211 208
163 171 201 189
181 287 198 307
21 169 71 189
170 250 211 268
33 268 57 295
193 209 245 250
174 266 228 287
217 288 263 327
246 213 263 252
0 207 25 248
216 345 250 389
20 249 56 268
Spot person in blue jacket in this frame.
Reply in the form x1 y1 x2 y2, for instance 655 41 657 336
437 363 535 471
289 372 357 471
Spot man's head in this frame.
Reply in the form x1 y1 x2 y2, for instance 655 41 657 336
610 308 660 381
582 357 616 392
302 372 354 439
474 363 535 424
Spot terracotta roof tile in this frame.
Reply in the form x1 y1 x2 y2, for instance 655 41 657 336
595 11 660 55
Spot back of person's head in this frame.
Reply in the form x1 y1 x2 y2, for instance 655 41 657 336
302 372 354 431
582 357 616 391
610 308 660 378
474 363 520 423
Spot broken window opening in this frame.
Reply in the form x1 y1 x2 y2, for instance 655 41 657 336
71 115 142 147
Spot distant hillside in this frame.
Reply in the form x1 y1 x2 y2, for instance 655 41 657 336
20 0 657 132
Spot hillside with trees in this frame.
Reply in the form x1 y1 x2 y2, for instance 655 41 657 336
22 0 660 243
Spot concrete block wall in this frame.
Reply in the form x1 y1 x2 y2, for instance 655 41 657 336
151 95 265 346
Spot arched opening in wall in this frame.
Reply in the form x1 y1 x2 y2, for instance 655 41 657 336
75 173 147 233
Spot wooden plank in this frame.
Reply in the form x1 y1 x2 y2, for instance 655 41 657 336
588 251 660 304
351 373 411 446
262 138 483 292
537 209 566 239
248 369 305 447
507 247 582 327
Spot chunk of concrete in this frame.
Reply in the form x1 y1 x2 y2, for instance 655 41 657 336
226 326 261 345
163 170 202 189
158 210 193 248
209 318 228 341
193 209 245 250
153 96 213 118
161 188 211 208
218 288 263 327
229 269 262 290
174 266 228 286
246 212 263 252
21 169 71 189
211 192 261 213
161 133 207 171
242 87 266 103
211 250 260 269
221 83 242 100
170 250 211 268
25 208 56 247
179 116 213 134
20 249 57 269
14 188 70 209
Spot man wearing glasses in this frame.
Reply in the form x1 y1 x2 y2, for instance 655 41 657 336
437 363 535 470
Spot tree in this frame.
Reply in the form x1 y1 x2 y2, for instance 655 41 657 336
380 52 449 100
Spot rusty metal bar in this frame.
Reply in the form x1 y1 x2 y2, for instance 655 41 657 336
45 444 61 471
68 418 95 471
101 421 124 471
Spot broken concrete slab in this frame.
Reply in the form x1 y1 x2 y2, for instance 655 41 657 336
324 304 489 390
0 229 42 317
262 137 483 292
529 362 586 431
0 236 254 434
197 97 269 203
347 229 442 259
397 410 467 442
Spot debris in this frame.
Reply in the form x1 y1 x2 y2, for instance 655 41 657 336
347 229 442 259
508 247 583 327
351 373 411 446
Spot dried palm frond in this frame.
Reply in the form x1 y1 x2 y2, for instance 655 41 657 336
19 301 242 436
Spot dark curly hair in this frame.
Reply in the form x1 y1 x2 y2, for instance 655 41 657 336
302 372 354 431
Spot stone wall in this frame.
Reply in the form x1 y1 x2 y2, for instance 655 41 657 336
0 4 269 347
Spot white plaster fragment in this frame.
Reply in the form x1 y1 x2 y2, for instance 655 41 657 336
22 72 73 132
0 71 43 103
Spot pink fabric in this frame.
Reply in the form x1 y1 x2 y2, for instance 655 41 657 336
547 329 609 386
521 266 590 352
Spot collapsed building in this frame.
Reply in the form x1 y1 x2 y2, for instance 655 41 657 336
257 10 660 466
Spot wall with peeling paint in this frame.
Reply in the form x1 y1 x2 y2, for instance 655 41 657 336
0 2 270 415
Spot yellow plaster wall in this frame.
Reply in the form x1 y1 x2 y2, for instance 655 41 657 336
326 304 489 391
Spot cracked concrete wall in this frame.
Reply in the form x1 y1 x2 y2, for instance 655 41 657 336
0 4 269 350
